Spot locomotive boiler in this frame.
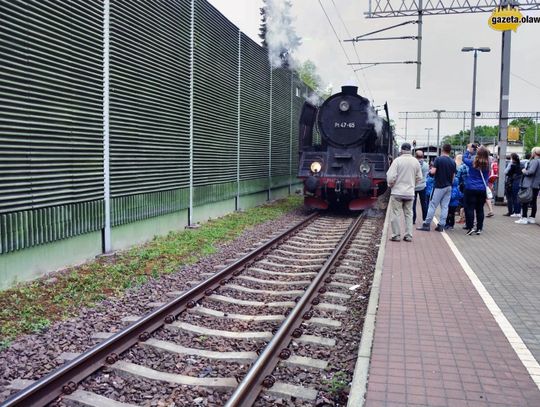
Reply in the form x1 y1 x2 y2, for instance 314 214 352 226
298 86 395 210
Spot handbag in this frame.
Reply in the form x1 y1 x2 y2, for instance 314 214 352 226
479 170 493 200
518 186 533 203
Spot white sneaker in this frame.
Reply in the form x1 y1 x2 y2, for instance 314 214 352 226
510 213 521 217
528 217 536 224
515 218 529 224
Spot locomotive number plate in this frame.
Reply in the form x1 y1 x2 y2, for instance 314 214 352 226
334 122 356 128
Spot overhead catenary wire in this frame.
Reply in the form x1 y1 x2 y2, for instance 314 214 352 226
330 0 374 102
511 72 540 92
318 0 366 97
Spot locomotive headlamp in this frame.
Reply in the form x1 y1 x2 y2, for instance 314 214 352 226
359 161 371 174
310 161 322 173
339 100 350 112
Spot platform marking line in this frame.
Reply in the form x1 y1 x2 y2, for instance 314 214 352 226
437 219 540 391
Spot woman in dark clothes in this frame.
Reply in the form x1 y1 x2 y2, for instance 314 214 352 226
503 153 523 217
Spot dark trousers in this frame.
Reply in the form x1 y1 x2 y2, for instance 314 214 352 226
464 189 487 231
413 188 427 224
447 206 457 227
522 187 540 218
505 181 521 215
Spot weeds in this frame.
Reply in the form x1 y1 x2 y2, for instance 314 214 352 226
324 371 349 396
0 196 302 344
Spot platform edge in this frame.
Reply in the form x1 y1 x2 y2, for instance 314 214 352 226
347 205 390 407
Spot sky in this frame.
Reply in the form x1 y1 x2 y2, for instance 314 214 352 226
207 0 540 145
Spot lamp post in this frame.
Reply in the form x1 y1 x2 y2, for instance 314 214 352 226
425 127 433 161
433 109 446 155
462 47 490 143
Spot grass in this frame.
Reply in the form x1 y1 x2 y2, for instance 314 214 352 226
0 196 302 344
324 371 349 396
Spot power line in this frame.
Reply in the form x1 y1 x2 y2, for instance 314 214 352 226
330 0 374 102
511 72 540 92
318 0 366 96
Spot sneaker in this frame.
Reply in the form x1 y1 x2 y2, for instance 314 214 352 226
390 235 401 241
503 212 511 216
486 212 494 218
466 228 476 236
528 217 536 224
434 224 444 232
515 218 529 224
416 224 430 231
445 225 454 230
510 213 521 217
475 229 482 235
403 234 413 242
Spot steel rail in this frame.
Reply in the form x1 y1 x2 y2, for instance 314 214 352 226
0 212 319 407
225 212 366 407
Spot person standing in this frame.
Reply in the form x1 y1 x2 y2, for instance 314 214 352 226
417 144 456 232
462 144 490 235
413 150 429 224
516 146 540 224
386 143 423 242
455 154 468 224
503 153 523 217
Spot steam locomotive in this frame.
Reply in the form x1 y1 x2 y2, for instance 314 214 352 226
298 86 395 210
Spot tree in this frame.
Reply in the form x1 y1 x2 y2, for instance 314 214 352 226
297 60 331 101
298 60 320 91
509 118 538 154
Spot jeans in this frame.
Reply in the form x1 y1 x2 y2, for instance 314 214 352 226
522 187 540 218
505 181 521 215
447 206 457 227
464 189 487 231
413 188 427 224
424 186 452 227
389 195 414 238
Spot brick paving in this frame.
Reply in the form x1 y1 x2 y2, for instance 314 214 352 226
364 206 540 407
448 204 540 361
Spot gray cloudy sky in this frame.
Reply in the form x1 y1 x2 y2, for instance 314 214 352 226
207 0 540 145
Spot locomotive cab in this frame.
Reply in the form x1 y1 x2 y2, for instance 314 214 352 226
298 86 393 210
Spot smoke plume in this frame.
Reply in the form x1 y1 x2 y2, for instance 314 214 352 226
367 106 384 136
262 0 301 69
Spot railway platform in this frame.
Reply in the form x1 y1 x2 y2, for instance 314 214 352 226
354 203 540 406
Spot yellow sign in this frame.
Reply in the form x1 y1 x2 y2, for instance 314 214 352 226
488 6 524 32
508 126 520 141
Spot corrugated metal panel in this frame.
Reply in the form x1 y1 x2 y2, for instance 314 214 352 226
270 67 292 187
239 33 270 195
291 74 306 180
0 201 103 254
0 0 104 253
111 189 188 226
109 0 190 198
0 0 104 213
192 0 239 205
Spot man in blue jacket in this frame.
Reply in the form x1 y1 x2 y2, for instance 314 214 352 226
417 144 456 232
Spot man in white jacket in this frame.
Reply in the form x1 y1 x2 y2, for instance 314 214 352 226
386 143 423 242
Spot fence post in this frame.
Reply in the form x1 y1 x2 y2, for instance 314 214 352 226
103 0 111 253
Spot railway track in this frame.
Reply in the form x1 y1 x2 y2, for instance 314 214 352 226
2 211 382 407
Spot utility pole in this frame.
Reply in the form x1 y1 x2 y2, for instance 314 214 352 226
433 109 445 154
416 0 423 89
496 28 512 203
425 127 433 160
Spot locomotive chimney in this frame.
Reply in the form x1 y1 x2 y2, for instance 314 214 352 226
341 86 358 95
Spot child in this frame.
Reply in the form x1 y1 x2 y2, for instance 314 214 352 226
446 176 462 230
